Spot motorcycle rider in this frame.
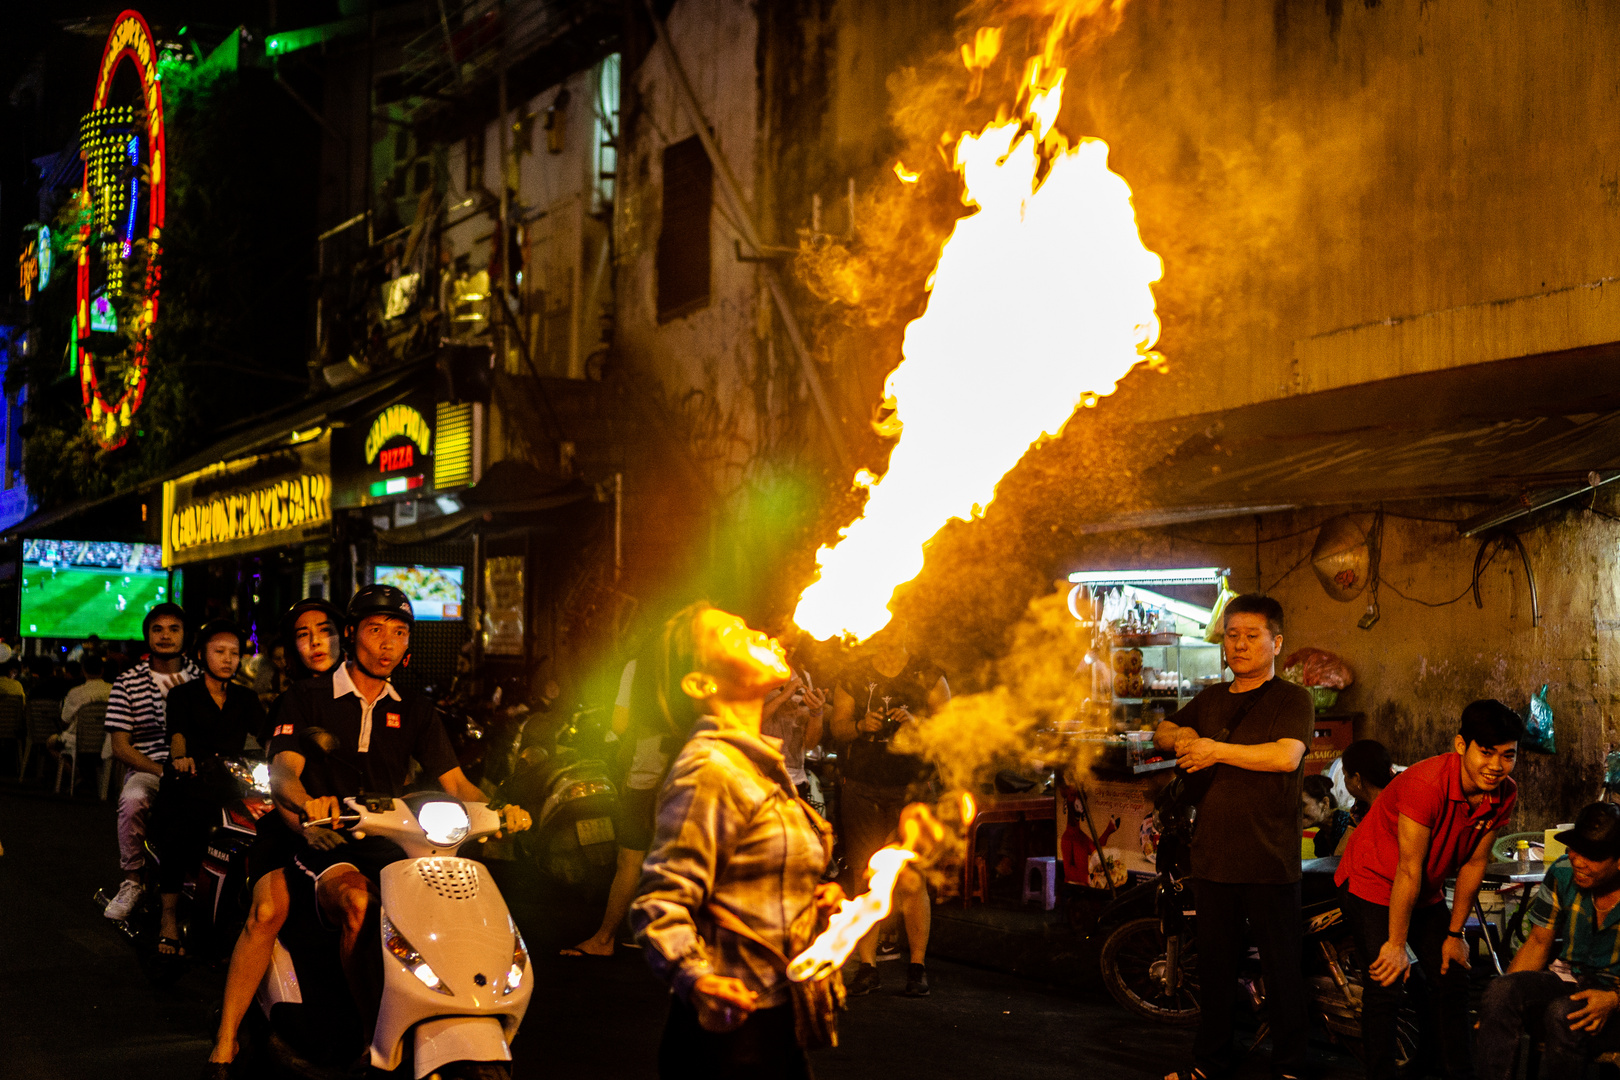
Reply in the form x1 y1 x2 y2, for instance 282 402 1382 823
266 584 530 1039
104 603 200 921
205 598 345 1075
153 620 266 956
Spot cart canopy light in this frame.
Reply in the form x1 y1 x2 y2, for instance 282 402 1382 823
1068 567 1226 586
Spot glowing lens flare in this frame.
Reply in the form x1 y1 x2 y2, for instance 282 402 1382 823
792 70 1163 642
787 846 917 983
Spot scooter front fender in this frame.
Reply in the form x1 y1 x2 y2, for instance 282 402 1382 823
371 857 532 1075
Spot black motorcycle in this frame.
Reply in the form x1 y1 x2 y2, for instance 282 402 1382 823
497 703 620 891
98 755 273 982
1096 848 1421 1073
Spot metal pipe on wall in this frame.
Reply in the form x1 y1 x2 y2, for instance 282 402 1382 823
640 0 852 472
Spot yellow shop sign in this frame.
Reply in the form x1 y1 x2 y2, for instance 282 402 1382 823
162 431 331 566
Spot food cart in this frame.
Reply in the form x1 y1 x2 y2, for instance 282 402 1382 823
1056 567 1231 886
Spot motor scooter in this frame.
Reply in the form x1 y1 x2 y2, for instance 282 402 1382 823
276 792 533 1079
498 704 619 891
97 755 274 980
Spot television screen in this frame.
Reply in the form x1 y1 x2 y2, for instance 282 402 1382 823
20 539 169 639
374 564 464 621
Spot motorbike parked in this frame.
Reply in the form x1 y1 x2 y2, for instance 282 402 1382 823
1096 846 1421 1073
435 675 532 788
496 704 620 891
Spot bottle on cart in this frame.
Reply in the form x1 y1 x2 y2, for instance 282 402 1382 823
1516 839 1531 871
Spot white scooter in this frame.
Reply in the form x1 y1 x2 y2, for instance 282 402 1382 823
258 793 533 1079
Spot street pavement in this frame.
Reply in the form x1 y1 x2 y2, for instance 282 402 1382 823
0 785 1359 1080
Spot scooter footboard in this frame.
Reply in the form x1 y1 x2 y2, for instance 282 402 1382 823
414 1016 509 1079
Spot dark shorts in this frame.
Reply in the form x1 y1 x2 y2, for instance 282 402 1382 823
288 835 407 931
247 813 302 886
841 779 909 884
616 784 661 853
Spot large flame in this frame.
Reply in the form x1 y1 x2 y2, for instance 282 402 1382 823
793 64 1163 642
787 846 917 983
789 796 973 982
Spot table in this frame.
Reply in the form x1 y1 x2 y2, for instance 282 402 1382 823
960 793 1056 906
1472 860 1548 973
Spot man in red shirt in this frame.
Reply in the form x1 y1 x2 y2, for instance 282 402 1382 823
1335 700 1523 1080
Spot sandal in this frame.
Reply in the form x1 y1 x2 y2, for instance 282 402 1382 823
157 935 185 958
558 945 614 958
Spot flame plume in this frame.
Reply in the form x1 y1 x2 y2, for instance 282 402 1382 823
789 797 973 982
788 846 917 983
792 62 1163 643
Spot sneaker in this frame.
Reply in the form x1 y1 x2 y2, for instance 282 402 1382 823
903 963 930 997
846 963 881 996
876 936 901 961
104 879 143 921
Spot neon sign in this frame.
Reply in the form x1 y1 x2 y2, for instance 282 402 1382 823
364 405 433 467
77 10 166 450
18 239 38 302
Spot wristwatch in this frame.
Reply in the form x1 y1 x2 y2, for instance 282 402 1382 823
1446 929 1466 939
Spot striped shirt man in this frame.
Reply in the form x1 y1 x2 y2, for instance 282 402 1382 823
105 658 201 764
1525 855 1620 987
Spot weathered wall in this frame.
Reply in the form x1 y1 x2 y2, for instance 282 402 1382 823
1058 498 1620 828
1079 0 1620 421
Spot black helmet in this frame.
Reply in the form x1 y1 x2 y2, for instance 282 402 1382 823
193 619 246 663
141 602 188 639
347 584 414 630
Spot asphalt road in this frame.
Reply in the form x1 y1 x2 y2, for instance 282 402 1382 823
0 785 1358 1080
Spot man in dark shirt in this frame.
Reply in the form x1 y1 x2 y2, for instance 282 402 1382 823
267 585 529 1037
1153 594 1314 1080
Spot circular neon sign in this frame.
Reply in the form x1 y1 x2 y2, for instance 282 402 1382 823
76 9 165 450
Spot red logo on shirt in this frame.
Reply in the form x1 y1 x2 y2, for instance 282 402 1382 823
274 724 294 737
386 713 401 728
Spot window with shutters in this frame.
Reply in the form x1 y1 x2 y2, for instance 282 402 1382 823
656 136 713 322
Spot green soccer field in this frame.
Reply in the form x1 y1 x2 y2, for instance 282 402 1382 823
19 565 170 640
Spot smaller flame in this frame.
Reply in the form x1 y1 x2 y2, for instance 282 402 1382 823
893 162 920 184
787 846 917 983
960 26 1003 71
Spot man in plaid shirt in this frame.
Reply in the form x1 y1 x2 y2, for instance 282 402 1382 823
1477 803 1620 1080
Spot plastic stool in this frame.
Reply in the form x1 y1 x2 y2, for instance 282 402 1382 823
1023 856 1058 910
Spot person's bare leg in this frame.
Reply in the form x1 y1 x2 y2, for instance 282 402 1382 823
318 869 383 1034
210 871 290 1064
856 924 880 965
899 869 930 964
564 846 645 956
159 892 182 952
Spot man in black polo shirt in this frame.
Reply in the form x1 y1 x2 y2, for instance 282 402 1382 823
267 584 528 1032
1152 594 1315 1080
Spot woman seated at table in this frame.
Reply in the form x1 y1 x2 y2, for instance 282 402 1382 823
1302 774 1356 857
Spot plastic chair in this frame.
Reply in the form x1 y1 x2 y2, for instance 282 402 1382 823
0 695 23 774
19 699 62 781
55 700 108 796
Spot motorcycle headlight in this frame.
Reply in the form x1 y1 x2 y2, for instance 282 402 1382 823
417 800 470 847
504 919 528 996
383 913 452 996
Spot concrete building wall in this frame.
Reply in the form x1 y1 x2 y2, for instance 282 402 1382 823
615 0 765 497
1077 0 1620 420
